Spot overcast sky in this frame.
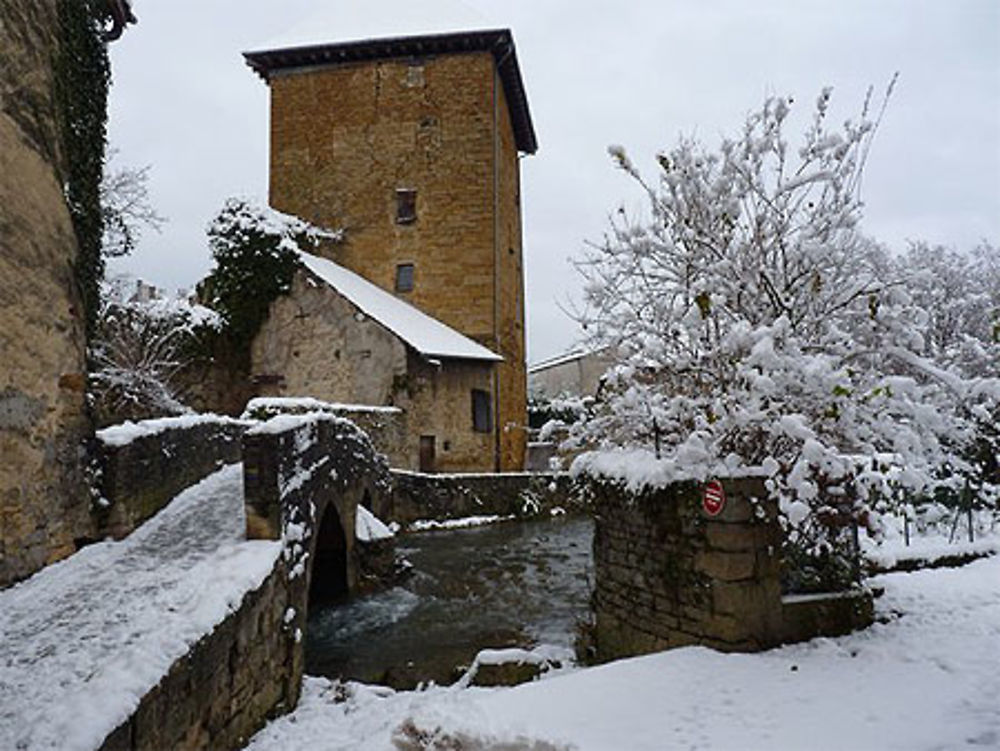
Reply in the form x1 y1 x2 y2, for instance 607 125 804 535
107 0 1000 363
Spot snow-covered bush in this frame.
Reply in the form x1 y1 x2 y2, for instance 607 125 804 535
570 82 999 586
89 287 221 426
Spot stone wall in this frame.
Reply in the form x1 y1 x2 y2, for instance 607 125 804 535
94 416 248 539
242 395 409 470
267 49 527 470
0 0 92 587
589 475 874 661
98 559 301 751
387 470 576 525
591 476 784 658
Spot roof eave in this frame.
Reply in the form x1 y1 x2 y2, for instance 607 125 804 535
243 28 537 154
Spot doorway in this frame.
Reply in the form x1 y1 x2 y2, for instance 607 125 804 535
419 435 436 473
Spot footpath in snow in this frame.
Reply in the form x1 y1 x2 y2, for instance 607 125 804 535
248 554 1000 751
0 464 280 751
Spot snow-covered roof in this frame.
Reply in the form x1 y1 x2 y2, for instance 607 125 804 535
298 251 502 363
528 347 611 374
243 3 537 154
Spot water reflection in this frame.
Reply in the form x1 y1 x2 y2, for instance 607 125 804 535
305 516 594 688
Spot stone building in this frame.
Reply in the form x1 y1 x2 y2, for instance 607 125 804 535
528 348 616 400
244 21 536 471
0 0 92 587
252 252 503 473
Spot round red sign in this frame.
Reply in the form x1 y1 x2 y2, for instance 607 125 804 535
703 479 726 516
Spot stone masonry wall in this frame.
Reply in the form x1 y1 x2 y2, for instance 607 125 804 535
97 558 301 751
591 476 785 659
0 0 92 587
94 417 248 539
387 470 576 525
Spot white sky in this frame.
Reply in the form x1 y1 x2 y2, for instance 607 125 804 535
107 0 1000 363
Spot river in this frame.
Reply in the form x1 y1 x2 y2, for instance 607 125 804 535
305 515 594 688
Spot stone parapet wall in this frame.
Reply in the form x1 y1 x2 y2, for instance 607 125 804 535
98 558 300 751
242 396 409 470
94 416 248 539
387 470 576 525
589 475 875 661
590 476 785 659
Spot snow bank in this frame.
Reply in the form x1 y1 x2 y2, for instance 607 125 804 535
863 532 1000 571
356 506 395 542
408 514 515 531
96 413 251 447
247 555 1000 750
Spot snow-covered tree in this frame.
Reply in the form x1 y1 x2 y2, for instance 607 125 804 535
895 241 1000 510
568 82 998 587
88 285 221 426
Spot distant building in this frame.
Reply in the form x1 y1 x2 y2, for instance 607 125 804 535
528 348 615 400
245 22 536 472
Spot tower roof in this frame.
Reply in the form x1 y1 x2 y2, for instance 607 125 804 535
244 27 538 154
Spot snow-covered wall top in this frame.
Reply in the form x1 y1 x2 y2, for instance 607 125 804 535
96 413 251 447
299 251 502 362
571 447 769 494
252 0 496 52
242 396 402 419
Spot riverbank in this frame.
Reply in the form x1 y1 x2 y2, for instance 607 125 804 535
249 553 1000 750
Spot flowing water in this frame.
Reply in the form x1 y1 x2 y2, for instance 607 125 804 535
305 515 594 688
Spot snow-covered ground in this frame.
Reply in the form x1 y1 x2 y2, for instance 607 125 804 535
0 465 280 751
248 554 1000 751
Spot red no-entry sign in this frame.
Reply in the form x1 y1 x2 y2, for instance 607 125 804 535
703 479 726 516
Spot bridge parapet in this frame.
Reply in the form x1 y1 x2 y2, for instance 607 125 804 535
243 413 391 601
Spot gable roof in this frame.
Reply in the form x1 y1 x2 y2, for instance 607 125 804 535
298 251 502 363
243 27 537 155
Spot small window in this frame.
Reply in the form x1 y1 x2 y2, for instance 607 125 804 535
395 263 414 293
396 189 417 224
472 389 492 433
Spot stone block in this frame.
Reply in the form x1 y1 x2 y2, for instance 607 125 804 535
705 522 758 552
695 550 756 581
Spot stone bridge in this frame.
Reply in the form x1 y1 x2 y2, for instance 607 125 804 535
0 412 390 751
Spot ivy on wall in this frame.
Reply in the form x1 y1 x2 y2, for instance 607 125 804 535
54 0 111 337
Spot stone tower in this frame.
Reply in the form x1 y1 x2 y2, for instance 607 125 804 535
245 25 536 471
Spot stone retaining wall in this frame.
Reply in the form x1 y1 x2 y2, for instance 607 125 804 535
94 416 248 539
387 470 576 525
98 559 300 751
